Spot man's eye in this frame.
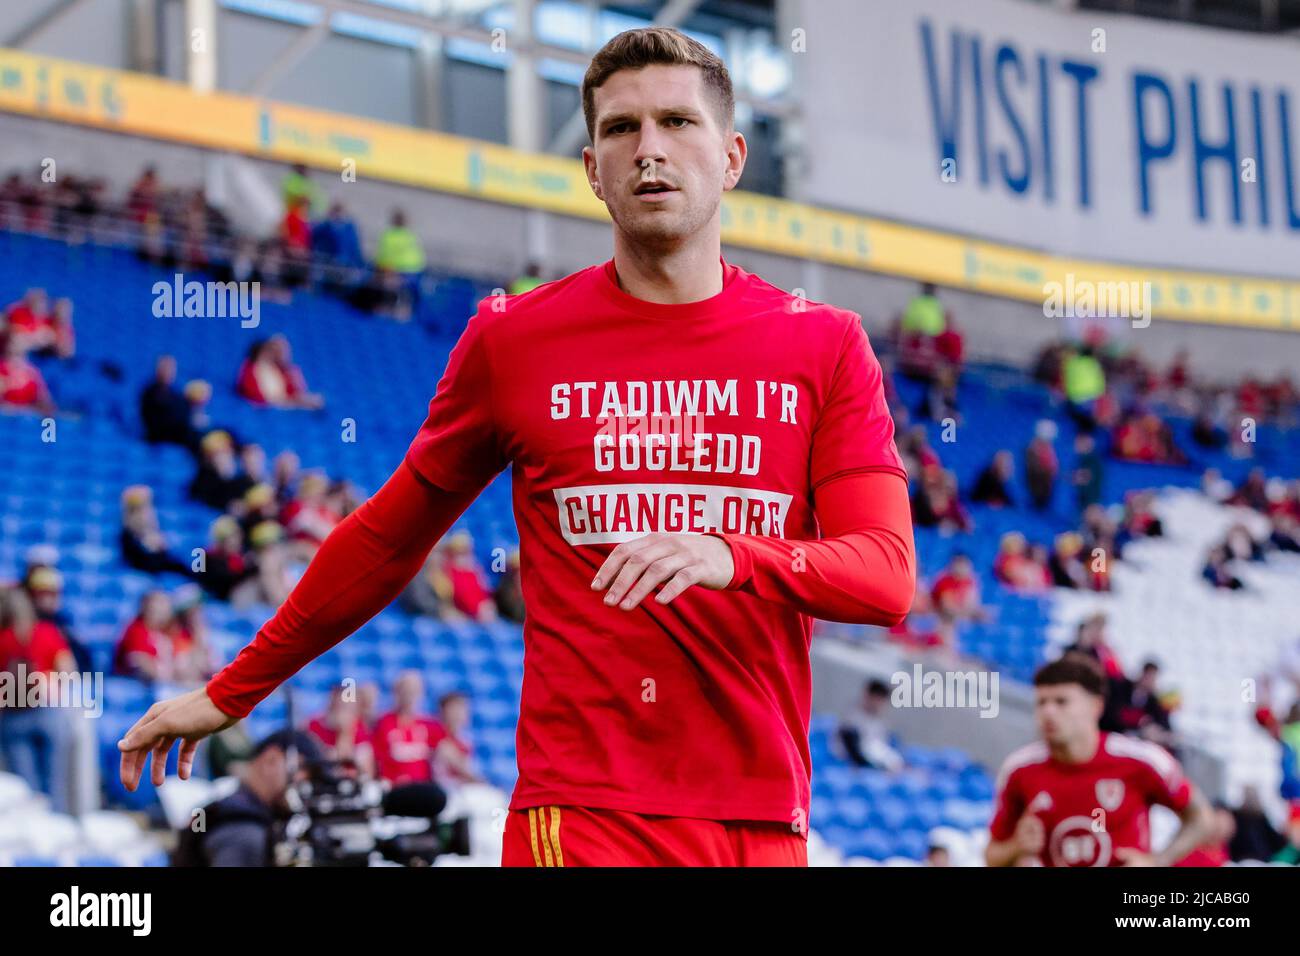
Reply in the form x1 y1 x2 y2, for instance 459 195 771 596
666 117 691 128
607 123 632 135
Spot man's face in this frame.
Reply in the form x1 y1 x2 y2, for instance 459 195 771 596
1034 683 1101 747
583 64 744 248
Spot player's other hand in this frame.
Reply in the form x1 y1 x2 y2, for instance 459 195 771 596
117 687 238 791
1115 848 1158 867
591 532 735 611
1014 813 1046 857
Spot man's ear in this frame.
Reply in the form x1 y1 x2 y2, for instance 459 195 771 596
582 146 604 201
722 130 747 192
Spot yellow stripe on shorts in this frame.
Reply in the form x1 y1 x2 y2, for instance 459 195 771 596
527 809 544 867
548 806 564 867
537 807 556 867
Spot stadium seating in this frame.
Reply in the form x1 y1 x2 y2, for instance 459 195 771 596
3 228 1297 863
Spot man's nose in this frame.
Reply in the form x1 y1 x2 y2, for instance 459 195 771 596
634 128 669 170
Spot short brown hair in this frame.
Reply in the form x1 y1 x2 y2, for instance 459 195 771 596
1034 655 1106 698
581 27 734 142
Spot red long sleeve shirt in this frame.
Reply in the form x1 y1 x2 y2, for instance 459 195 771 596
208 258 914 823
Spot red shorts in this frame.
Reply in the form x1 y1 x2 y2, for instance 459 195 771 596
501 805 808 867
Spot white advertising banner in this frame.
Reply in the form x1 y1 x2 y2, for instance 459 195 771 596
797 0 1300 276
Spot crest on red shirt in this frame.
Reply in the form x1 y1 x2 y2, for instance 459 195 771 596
1028 790 1053 813
1095 778 1125 812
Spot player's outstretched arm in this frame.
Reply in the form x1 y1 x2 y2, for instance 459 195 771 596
117 460 480 790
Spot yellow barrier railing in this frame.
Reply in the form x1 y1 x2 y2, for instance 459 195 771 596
1 48 1296 331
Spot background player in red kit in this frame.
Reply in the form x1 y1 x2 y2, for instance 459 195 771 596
116 27 916 866
986 657 1213 867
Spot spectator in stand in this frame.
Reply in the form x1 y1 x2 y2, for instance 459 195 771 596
189 429 250 512
120 484 193 576
0 587 75 813
125 165 160 223
495 548 526 623
3 288 50 346
230 520 295 609
372 671 444 786
42 299 75 359
22 563 90 673
1080 504 1120 564
114 590 194 683
170 584 213 680
1272 804 1300 865
896 282 963 381
233 443 268 501
1228 786 1286 862
911 464 972 533
373 210 426 321
896 423 940 477
1253 677 1300 801
970 450 1014 508
1061 345 1106 429
280 472 340 557
236 483 282 542
271 450 301 506
1268 512 1300 554
1223 522 1265 565
432 691 483 788
1115 490 1164 552
1231 468 1270 513
281 162 324 218
509 262 545 295
4 291 73 359
358 681 380 732
837 679 904 772
1025 420 1059 511
1192 396 1229 450
1202 545 1245 591
198 516 251 601
919 364 960 425
998 536 1032 587
1048 531 1090 590
1071 432 1104 512
281 196 312 255
1103 660 1174 746
312 202 365 286
0 332 55 414
436 531 499 622
189 430 244 511
930 553 987 622
400 550 452 620
236 335 324 409
307 684 375 779
1063 613 1125 680
279 196 312 287
141 355 198 449
325 479 361 523
1114 409 1186 464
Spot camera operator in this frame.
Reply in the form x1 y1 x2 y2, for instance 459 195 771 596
173 729 323 866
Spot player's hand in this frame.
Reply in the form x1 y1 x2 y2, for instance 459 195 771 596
1115 848 1158 867
591 532 735 611
1014 814 1046 857
117 687 238 791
